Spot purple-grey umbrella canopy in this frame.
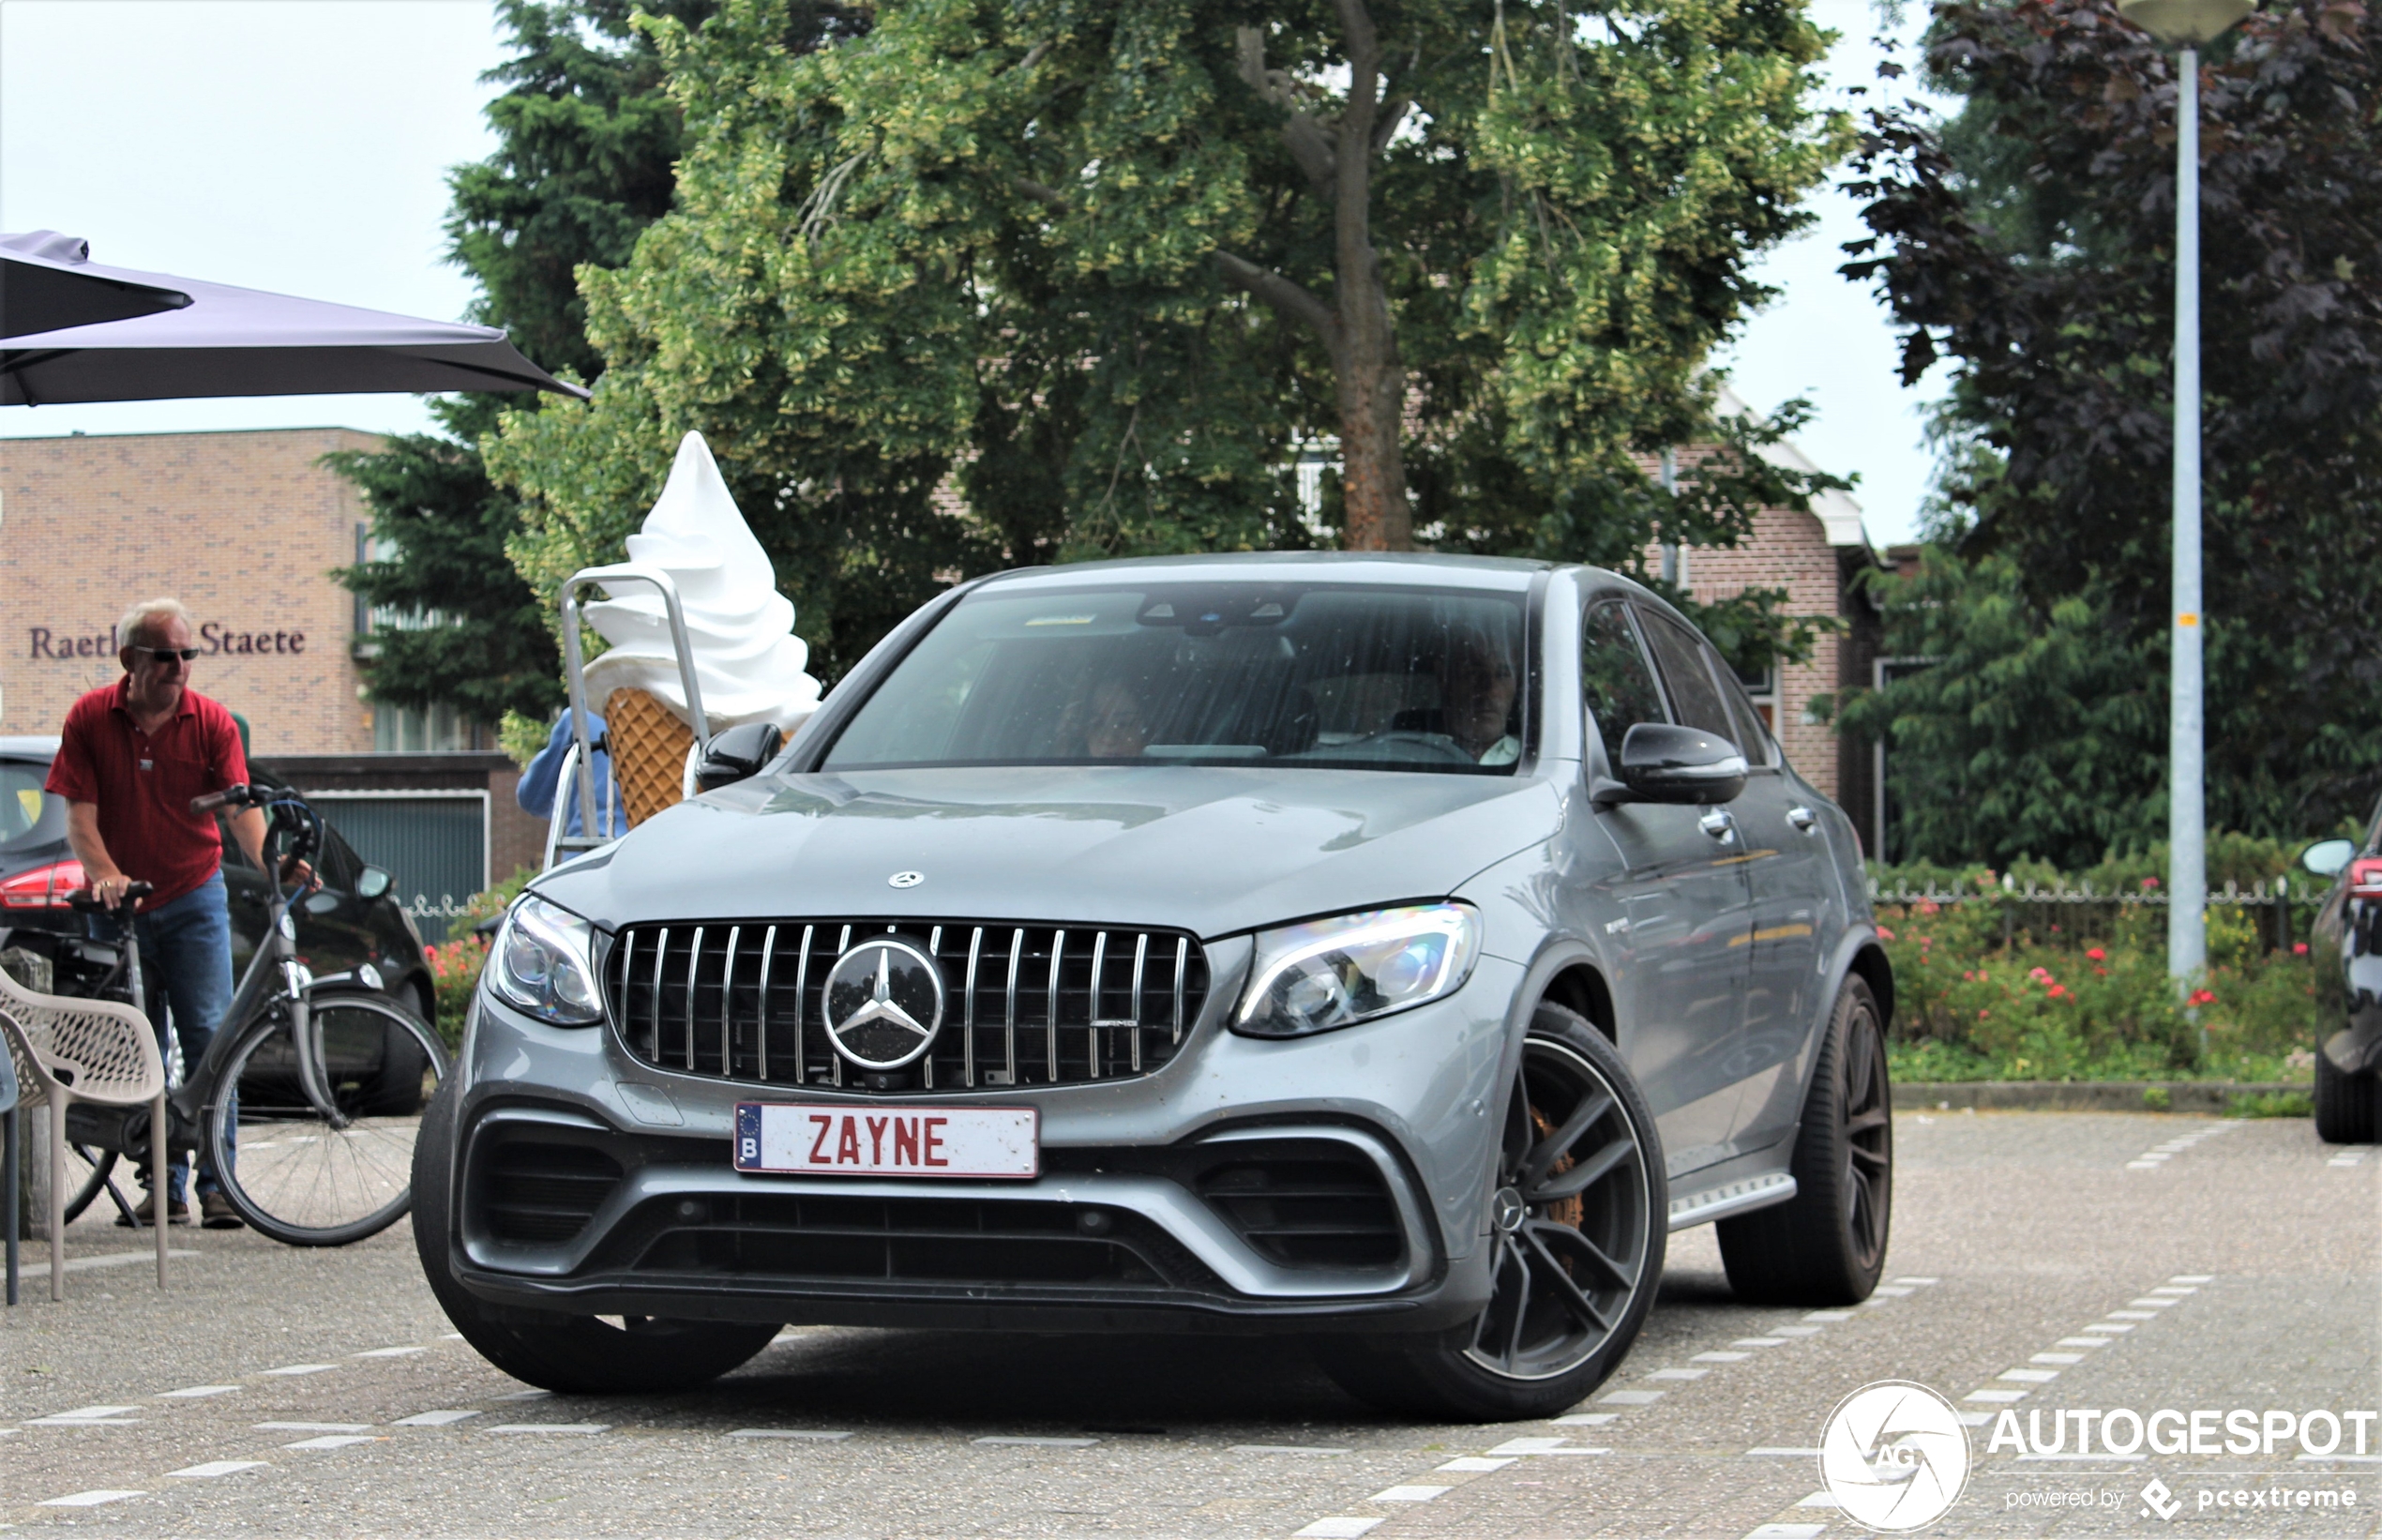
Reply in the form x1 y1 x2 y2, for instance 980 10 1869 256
0 236 587 406
1 231 191 339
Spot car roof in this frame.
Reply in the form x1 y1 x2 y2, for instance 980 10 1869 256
971 551 1557 595
0 735 60 759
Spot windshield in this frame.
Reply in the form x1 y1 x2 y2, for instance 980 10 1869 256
822 583 1530 776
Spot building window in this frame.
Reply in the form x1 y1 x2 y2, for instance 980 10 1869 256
372 701 490 753
1734 660 1778 731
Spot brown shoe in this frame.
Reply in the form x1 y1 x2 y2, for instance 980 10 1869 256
200 1191 245 1230
115 1193 190 1228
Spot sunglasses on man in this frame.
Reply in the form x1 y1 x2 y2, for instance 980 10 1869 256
132 645 203 663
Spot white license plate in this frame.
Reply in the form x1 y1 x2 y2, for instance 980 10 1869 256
733 1102 1039 1179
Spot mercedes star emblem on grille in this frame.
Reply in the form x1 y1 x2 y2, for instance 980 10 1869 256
887 870 924 888
822 937 945 1069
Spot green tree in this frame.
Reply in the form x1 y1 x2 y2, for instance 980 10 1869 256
1839 0 2382 847
331 0 764 727
490 0 1855 677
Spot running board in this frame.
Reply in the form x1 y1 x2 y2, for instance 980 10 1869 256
1666 1172 1797 1231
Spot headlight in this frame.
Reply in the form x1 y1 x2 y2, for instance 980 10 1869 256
486 894 604 1026
1234 902 1482 1038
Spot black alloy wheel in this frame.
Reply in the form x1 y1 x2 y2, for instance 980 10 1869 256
1464 1034 1657 1380
1318 1004 1666 1421
1718 974 1892 1305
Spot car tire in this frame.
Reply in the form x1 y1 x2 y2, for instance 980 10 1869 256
1717 975 1892 1306
1316 1002 1667 1422
2313 1045 2377 1144
409 1077 782 1394
356 1011 432 1117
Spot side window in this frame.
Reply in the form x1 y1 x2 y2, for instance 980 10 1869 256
1712 658 1779 768
1638 610 1739 741
1581 602 1668 763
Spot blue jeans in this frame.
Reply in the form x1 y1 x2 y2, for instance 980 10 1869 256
93 872 235 1202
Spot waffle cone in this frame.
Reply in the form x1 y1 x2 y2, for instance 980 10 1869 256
606 687 696 827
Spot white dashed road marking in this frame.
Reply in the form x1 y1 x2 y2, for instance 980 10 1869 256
167 1460 267 1479
487 1423 609 1435
256 1421 371 1432
393 1410 482 1427
1292 1520 1382 1539
39 1489 146 1507
731 1427 852 1441
284 1435 383 1450
1370 1486 1452 1502
158 1385 241 1399
261 1364 339 1377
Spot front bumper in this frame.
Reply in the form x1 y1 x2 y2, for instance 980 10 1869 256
442 947 1520 1335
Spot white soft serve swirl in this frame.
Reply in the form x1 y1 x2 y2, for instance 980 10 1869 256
582 430 822 732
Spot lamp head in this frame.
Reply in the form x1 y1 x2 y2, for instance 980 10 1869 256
2118 0 2254 44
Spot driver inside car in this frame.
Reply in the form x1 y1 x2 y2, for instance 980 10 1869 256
1437 623 1520 764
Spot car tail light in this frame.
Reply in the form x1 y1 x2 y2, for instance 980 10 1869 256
0 858 85 909
2349 858 2382 899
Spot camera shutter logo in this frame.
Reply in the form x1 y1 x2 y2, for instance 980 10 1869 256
1818 1381 1971 1532
822 938 945 1070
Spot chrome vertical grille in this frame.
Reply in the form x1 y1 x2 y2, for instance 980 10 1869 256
605 919 1209 1091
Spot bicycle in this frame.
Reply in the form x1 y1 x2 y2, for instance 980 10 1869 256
46 783 448 1246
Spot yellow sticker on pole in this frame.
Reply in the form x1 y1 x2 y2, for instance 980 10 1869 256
2178 613 2199 627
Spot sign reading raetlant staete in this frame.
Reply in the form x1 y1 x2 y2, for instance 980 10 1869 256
28 623 310 660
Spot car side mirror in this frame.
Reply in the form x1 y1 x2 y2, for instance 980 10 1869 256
354 866 393 900
695 720 785 793
2301 838 2356 878
1593 722 1749 807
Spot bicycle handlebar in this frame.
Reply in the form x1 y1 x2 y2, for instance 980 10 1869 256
190 783 254 815
68 881 153 916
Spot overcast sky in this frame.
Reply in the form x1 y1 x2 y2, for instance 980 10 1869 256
1 0 1946 545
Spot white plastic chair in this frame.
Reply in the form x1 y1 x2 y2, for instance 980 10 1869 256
0 964 167 1300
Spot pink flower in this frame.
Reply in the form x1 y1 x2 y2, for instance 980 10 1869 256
2086 947 2105 961
1877 926 1897 941
2294 942 2310 956
2142 876 2160 890
2187 988 2216 1007
2048 984 2068 999
1977 1008 1991 1020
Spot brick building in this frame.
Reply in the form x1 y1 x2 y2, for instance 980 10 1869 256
1637 391 1884 849
1 428 543 933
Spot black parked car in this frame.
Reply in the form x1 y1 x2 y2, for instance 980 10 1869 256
0 734 437 1104
2303 815 2382 1143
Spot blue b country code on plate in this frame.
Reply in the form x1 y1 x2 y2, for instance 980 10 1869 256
734 1103 1040 1178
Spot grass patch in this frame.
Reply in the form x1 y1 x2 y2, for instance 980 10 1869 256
2224 1090 2314 1119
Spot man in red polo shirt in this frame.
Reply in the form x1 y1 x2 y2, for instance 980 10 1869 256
45 597 309 1229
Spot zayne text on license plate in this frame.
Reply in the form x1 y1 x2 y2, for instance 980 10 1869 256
733 1103 1040 1179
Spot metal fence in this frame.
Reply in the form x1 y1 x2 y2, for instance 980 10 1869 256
1868 877 2317 955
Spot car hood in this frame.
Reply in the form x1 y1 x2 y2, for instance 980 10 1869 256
535 764 1563 940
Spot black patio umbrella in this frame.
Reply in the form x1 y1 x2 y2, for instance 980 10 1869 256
1 231 191 339
0 235 587 406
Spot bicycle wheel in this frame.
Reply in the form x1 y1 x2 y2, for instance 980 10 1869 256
205 994 448 1246
59 1142 120 1225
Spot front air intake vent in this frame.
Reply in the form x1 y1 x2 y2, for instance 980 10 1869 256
478 1140 623 1245
1194 1140 1404 1269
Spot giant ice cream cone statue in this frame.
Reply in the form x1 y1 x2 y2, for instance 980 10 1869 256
582 431 822 825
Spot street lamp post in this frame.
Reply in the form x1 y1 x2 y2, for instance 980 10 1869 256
2116 0 2251 988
